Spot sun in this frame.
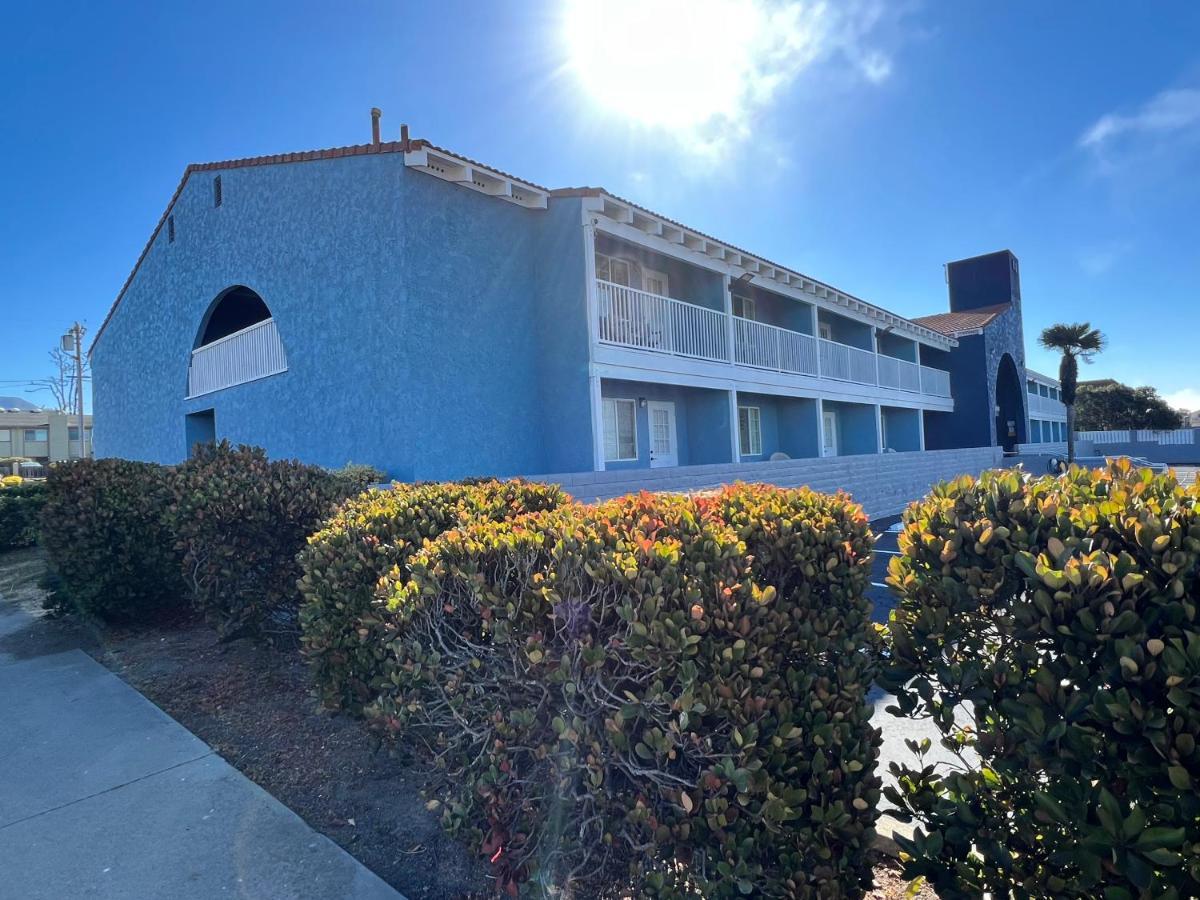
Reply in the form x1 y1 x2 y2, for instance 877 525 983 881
562 0 765 132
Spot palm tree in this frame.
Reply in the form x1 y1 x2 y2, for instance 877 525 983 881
1039 322 1105 463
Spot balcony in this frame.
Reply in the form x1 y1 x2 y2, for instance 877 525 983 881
595 281 951 399
187 318 288 399
1027 391 1066 417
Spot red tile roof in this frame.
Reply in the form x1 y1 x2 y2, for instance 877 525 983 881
910 303 1012 336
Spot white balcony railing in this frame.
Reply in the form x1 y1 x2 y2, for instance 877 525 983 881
187 318 288 398
733 317 818 376
819 338 878 386
877 355 922 393
920 365 952 398
597 281 727 362
594 279 953 400
1027 392 1067 417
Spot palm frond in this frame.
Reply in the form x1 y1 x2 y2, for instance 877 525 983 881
1039 323 1106 357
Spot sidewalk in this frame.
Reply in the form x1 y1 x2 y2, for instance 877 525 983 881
0 575 403 899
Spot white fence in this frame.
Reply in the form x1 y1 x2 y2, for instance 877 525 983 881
187 318 288 398
1076 429 1195 446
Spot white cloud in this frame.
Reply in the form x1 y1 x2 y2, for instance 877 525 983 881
1078 87 1200 177
1164 388 1200 411
1080 88 1200 149
563 0 908 164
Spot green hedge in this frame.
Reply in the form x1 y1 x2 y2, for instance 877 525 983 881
169 442 365 640
0 482 47 551
298 478 569 712
369 484 879 896
40 459 185 620
882 460 1200 897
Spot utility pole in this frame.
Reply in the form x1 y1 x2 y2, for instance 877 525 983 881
61 323 87 459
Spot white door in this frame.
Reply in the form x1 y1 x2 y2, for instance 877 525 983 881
822 410 838 457
647 401 678 468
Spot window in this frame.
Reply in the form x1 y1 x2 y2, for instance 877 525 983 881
602 398 637 462
1030 420 1042 443
595 253 633 287
213 175 223 207
642 268 669 297
0 429 10 442
732 295 756 320
1039 384 1049 397
24 429 48 442
818 321 833 341
738 406 762 456
68 426 91 441
167 214 175 243
1028 380 1037 395
1049 387 1059 401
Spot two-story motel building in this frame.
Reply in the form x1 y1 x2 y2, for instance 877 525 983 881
91 120 1039 482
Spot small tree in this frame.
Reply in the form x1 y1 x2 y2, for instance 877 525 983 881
1039 322 1105 462
27 345 88 413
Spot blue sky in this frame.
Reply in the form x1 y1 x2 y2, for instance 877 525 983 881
2 1 1198 411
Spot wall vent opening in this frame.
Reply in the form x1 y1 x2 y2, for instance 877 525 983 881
168 215 175 243
214 175 223 208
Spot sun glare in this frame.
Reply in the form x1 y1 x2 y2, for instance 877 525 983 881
563 0 779 133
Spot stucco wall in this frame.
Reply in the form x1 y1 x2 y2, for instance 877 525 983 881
536 445 1004 519
92 155 594 480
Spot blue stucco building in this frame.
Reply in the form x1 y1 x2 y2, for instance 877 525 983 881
91 120 1043 481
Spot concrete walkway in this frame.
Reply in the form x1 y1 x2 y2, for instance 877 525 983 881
0 572 403 899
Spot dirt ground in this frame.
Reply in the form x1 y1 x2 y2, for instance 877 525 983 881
1 547 932 899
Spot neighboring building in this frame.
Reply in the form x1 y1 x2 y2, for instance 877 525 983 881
0 408 93 473
1024 369 1069 445
90 122 1043 481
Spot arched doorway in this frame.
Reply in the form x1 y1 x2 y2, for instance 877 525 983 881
995 353 1025 452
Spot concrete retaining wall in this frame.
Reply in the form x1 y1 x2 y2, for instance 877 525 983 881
537 446 1004 519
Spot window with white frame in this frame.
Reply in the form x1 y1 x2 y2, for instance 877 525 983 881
595 253 633 287
602 398 638 462
732 294 756 320
24 428 48 442
738 406 762 456
642 268 669 297
818 320 832 341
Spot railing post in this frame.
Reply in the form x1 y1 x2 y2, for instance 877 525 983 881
722 275 735 365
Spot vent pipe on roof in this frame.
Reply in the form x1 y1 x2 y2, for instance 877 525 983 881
400 123 410 151
370 107 382 145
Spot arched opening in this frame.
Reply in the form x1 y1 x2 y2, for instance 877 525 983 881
196 285 272 348
187 285 287 399
995 353 1026 452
